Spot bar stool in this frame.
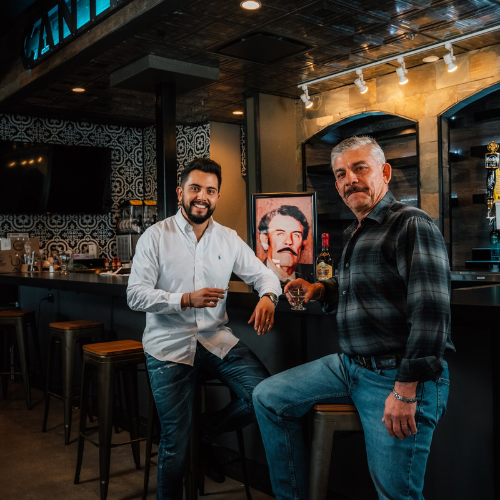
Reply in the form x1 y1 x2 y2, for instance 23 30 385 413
42 320 104 444
143 372 252 500
74 340 146 500
0 310 43 410
309 404 363 500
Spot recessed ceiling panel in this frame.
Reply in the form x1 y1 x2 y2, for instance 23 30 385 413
217 33 310 64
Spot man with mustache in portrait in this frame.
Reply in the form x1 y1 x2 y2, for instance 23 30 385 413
127 158 281 500
253 137 455 500
258 205 310 284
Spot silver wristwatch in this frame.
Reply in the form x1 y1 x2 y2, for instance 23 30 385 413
262 292 279 308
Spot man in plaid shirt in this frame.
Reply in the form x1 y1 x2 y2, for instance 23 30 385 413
253 136 455 500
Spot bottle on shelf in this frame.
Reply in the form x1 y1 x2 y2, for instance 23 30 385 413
104 258 110 270
316 233 334 280
111 257 117 270
116 257 122 268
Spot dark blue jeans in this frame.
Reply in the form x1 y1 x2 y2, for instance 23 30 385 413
146 340 270 500
253 353 450 500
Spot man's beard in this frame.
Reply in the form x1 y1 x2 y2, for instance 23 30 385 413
182 198 215 224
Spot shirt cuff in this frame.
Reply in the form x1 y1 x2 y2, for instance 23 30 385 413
396 356 445 383
320 279 338 314
156 292 183 314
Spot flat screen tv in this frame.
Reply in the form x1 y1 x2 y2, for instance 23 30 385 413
0 141 112 214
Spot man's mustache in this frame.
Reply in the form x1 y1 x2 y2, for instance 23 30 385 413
345 186 368 197
277 247 298 257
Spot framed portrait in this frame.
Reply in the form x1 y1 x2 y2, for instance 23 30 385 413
251 192 317 286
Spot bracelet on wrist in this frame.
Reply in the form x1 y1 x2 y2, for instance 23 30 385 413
188 293 191 308
392 389 417 404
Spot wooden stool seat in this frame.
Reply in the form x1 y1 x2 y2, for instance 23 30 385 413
313 404 357 412
309 404 363 500
0 310 35 318
49 320 103 330
0 309 42 410
83 340 144 357
43 321 104 444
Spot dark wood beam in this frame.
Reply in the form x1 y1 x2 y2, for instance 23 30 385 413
155 81 177 220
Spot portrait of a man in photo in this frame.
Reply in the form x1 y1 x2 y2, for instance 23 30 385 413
254 195 315 285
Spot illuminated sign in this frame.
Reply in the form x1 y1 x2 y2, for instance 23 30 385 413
22 0 132 69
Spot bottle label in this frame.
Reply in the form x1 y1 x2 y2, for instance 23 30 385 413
317 262 332 280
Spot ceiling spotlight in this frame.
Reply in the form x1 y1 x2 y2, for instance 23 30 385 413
72 87 85 92
233 111 244 115
240 1 261 9
443 42 457 72
396 56 408 84
300 85 313 108
354 69 368 94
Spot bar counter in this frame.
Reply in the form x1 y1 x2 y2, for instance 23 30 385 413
0 271 498 499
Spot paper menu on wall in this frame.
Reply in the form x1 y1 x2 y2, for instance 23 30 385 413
1 238 11 251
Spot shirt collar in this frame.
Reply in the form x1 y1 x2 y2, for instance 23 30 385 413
174 208 214 235
364 191 396 225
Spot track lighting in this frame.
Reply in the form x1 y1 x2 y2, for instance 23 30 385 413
443 42 457 72
300 85 313 108
396 57 408 84
354 69 368 94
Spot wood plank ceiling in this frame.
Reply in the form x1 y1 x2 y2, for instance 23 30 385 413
2 0 500 126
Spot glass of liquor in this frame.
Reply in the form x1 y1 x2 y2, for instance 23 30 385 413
59 252 70 274
290 287 307 311
316 233 334 281
210 284 229 304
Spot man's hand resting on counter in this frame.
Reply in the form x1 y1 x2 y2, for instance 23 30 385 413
248 296 275 336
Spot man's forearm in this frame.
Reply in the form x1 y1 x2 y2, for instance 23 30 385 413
394 381 418 397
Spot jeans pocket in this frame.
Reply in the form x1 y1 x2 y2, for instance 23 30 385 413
437 377 450 420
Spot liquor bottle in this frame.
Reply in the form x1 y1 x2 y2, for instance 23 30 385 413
316 233 334 280
111 257 117 270
491 218 500 262
104 258 110 270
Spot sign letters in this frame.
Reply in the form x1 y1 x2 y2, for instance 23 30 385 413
22 0 130 69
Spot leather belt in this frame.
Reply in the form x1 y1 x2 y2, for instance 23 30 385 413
354 353 404 371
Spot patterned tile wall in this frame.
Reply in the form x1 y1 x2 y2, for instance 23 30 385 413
0 115 212 259
143 123 211 201
0 114 144 259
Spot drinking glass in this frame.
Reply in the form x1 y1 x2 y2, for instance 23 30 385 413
59 252 70 274
210 284 228 305
290 287 307 311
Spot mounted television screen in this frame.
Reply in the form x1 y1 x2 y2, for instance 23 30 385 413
0 141 112 214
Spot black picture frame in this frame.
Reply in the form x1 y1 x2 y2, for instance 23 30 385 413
251 191 317 286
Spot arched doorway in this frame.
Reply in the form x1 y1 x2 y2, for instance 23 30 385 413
302 112 418 266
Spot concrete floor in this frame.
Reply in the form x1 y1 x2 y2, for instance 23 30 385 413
0 382 274 500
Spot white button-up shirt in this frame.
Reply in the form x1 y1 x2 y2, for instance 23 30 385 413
127 209 282 365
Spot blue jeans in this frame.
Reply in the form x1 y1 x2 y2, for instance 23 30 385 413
146 340 270 500
253 353 450 500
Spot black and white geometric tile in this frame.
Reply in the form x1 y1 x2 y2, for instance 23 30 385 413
0 114 143 259
143 122 211 198
0 114 214 260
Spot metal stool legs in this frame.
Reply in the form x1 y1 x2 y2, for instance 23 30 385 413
309 405 363 500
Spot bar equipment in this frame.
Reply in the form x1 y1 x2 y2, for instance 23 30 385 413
116 200 157 263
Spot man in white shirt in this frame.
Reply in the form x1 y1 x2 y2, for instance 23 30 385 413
127 158 281 500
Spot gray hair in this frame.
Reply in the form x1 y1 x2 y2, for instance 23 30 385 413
331 136 386 169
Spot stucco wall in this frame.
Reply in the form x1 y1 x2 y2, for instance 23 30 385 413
296 43 500 223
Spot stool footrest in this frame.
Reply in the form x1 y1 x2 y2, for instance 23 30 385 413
79 431 146 449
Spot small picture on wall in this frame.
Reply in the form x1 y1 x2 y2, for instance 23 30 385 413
252 192 317 286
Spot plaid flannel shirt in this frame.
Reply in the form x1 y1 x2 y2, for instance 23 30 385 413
322 191 455 383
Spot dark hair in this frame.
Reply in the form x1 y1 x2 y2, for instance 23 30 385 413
180 158 222 190
258 205 310 241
